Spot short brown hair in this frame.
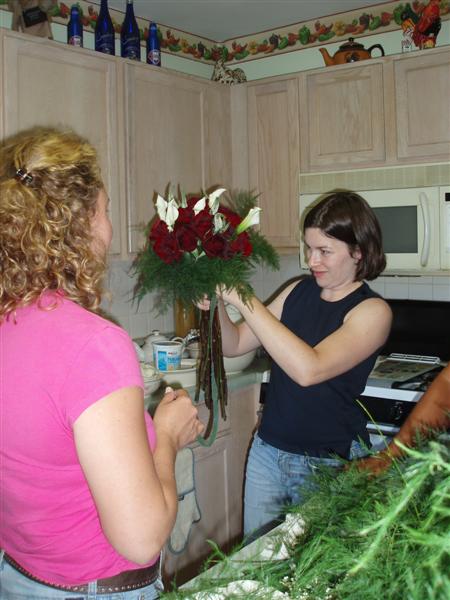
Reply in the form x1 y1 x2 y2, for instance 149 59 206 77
303 190 386 281
0 127 105 320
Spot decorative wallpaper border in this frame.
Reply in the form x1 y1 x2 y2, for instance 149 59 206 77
1 0 449 64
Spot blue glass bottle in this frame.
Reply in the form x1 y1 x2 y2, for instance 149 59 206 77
120 0 141 60
146 22 161 66
95 0 115 55
67 4 83 47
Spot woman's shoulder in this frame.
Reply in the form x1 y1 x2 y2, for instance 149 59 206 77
43 294 131 349
347 287 392 326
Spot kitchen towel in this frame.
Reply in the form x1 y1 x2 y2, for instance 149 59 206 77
168 447 201 554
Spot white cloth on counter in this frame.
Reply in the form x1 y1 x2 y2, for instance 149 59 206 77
168 447 201 554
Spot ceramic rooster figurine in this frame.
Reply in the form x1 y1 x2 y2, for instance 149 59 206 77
412 0 441 48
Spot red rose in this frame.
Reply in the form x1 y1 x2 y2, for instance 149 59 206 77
149 220 182 263
218 206 241 229
177 204 195 224
230 232 253 256
175 224 198 252
153 233 182 263
202 232 228 258
149 218 168 242
193 208 213 238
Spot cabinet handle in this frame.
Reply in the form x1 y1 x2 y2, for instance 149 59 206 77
419 191 431 267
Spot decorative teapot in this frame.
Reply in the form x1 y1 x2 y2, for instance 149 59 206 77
319 38 385 66
142 330 169 363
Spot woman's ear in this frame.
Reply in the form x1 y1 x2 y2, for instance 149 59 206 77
352 246 362 263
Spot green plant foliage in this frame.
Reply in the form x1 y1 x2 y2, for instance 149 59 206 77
163 439 450 599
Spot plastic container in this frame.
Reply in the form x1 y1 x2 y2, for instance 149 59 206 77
153 340 184 371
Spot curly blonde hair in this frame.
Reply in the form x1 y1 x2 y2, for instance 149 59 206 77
0 127 106 320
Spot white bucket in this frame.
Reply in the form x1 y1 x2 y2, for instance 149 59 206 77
153 340 184 371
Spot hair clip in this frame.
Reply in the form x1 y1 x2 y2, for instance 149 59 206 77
15 167 33 186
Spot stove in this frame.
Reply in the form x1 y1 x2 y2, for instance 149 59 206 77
359 299 450 443
359 354 444 440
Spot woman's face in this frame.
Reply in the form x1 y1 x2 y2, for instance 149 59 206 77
304 227 361 291
90 188 113 256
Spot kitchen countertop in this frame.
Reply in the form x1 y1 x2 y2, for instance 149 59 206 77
145 357 270 414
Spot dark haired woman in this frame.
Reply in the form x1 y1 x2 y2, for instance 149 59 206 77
199 190 392 535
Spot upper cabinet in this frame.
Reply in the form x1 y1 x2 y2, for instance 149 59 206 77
0 29 232 258
0 30 123 255
123 64 232 254
247 78 300 250
299 63 386 171
393 49 450 162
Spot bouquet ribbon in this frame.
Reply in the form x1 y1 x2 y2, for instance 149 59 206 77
195 294 227 447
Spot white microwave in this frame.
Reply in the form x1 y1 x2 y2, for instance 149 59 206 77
299 186 450 273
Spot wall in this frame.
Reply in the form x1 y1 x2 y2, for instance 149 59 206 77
2 8 448 82
241 21 450 80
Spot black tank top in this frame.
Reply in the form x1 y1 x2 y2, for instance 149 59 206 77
259 276 382 458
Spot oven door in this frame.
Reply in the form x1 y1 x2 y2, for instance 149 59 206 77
359 385 423 435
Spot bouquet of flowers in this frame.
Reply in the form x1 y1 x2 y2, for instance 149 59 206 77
132 188 279 444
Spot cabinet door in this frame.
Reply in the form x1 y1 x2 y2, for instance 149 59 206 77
125 65 210 254
247 79 300 250
163 385 259 585
394 49 450 162
203 83 232 192
0 30 122 255
300 63 386 171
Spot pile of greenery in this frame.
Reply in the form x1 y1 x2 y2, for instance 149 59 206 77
163 439 450 599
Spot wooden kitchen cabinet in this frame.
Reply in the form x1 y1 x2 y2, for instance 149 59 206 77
393 48 450 163
247 78 300 250
0 29 123 255
299 62 387 172
124 64 232 254
163 384 260 586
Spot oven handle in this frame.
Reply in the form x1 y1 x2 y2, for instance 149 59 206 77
419 191 431 267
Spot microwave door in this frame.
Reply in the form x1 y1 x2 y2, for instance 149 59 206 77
364 187 440 272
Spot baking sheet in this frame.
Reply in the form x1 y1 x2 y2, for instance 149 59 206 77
369 358 439 382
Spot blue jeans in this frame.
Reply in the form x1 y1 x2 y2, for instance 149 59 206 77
0 551 163 600
243 432 368 536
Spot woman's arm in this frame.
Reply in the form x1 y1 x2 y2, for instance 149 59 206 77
223 287 392 387
357 364 450 475
74 386 203 564
211 281 299 357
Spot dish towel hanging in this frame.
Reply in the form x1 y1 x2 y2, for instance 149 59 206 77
168 447 201 554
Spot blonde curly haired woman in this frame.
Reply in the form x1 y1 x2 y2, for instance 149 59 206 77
0 127 204 599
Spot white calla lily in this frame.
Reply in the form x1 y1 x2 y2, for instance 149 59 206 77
193 196 207 215
156 194 168 221
156 194 179 231
236 207 261 234
165 199 179 231
213 212 229 234
207 188 226 215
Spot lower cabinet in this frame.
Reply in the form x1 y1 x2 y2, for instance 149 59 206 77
162 384 260 587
